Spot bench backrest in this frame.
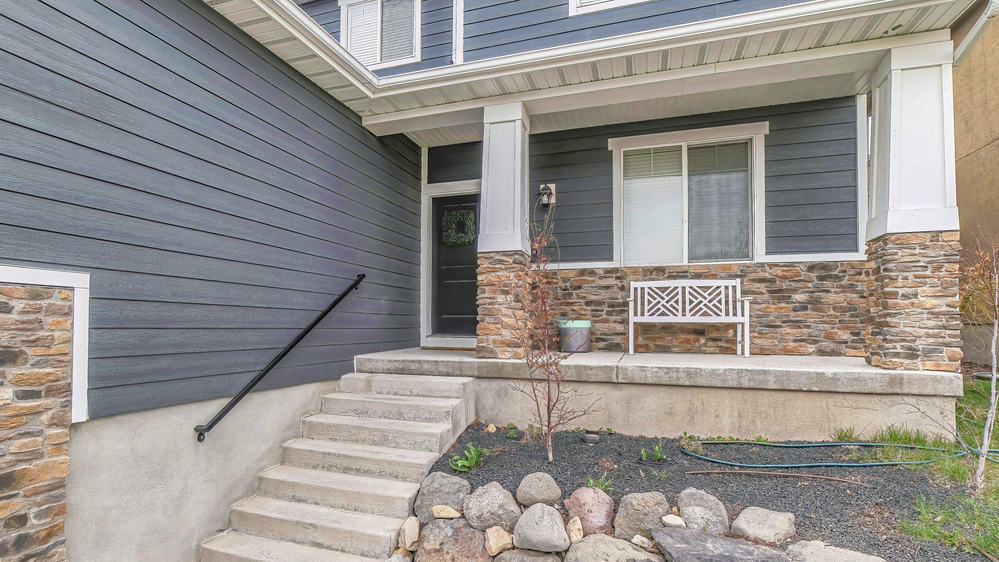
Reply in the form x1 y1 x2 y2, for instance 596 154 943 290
630 279 745 322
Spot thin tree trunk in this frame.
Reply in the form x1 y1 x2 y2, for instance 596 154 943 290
545 434 554 463
975 316 998 490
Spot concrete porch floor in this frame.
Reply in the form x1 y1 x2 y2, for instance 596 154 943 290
352 349 964 440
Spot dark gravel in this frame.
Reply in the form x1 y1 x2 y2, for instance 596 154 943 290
431 423 982 561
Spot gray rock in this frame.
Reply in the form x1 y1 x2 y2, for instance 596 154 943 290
651 527 790 561
415 518 491 562
564 487 615 536
731 507 796 544
513 503 570 552
463 481 522 532
385 555 410 562
564 533 665 562
516 472 562 506
677 488 729 536
415 472 471 524
494 550 562 562
613 491 671 539
787 540 886 561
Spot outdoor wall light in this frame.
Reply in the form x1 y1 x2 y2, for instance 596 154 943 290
538 183 556 207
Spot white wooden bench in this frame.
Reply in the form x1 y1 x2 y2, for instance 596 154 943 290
628 279 752 356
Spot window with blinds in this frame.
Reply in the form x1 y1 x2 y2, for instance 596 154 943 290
621 141 751 265
342 0 418 68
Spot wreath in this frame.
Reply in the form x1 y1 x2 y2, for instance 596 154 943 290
441 208 477 247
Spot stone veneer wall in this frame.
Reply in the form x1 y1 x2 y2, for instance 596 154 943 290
0 285 72 561
550 262 870 356
476 251 530 359
866 231 963 372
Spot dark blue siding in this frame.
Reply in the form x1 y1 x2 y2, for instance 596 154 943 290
427 141 483 183
464 0 814 62
300 0 453 76
0 0 421 417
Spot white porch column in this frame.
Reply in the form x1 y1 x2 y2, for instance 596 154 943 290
867 41 959 239
478 102 530 254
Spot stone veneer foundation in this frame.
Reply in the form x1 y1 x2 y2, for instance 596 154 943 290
865 231 963 372
476 251 530 359
0 284 72 561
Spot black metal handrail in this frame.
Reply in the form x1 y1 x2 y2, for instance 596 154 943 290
194 273 365 442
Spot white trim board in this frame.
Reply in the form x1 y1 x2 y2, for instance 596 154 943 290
568 0 655 17
0 265 90 424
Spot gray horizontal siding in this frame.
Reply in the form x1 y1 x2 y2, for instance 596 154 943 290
427 141 483 183
464 0 812 62
527 96 859 261
300 0 453 76
0 0 421 418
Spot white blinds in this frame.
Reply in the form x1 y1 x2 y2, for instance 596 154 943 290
381 0 415 62
346 0 378 65
687 142 751 262
623 146 683 266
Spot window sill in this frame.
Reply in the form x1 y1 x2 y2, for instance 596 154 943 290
368 55 421 71
568 0 655 17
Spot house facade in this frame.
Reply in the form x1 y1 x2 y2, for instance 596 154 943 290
0 0 976 559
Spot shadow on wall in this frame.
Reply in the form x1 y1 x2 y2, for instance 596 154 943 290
964 324 996 366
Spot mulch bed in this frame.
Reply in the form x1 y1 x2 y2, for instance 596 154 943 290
431 422 981 561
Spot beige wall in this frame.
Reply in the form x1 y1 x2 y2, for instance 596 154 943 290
67 380 338 561
954 15 999 244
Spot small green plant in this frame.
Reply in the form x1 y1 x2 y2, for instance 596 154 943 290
833 427 858 442
506 429 519 439
649 468 670 481
604 427 615 435
586 472 615 492
872 424 930 447
448 444 490 472
640 440 668 462
507 422 517 430
525 423 543 443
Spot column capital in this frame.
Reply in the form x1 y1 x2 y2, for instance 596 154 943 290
483 102 530 131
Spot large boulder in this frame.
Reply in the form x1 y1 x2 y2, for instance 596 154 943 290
494 550 562 562
651 527 790 561
513 503 570 552
564 487 614 536
463 481 522 532
731 507 796 544
415 472 470 524
613 491 671 539
564 534 665 562
415 518 491 562
677 488 729 536
516 472 562 506
787 540 886 561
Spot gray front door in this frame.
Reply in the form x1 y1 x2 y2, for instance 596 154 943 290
432 194 479 336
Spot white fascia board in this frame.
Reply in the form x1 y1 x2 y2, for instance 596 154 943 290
954 0 999 63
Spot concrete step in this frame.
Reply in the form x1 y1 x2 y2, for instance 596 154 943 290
303 413 451 453
338 372 474 400
258 465 419 518
321 392 462 426
201 531 379 562
230 496 403 559
282 438 437 482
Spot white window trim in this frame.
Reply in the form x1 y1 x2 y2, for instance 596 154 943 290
0 265 90 424
608 122 768 268
568 0 656 17
339 0 421 70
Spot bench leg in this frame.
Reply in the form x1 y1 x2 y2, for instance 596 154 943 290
628 317 634 355
736 323 742 356
743 316 751 358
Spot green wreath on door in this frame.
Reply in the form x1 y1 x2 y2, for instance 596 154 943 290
440 208 477 247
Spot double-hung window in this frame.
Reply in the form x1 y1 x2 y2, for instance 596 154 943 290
340 0 420 69
610 123 767 266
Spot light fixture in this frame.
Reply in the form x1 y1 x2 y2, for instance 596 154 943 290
538 184 556 207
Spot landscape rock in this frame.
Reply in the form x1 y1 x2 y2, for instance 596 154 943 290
415 518 491 562
631 534 655 549
432 505 462 519
614 491 671 539
386 553 410 562
399 516 420 550
516 472 562 506
661 514 686 528
566 515 584 543
564 534 665 562
787 540 886 562
731 507 796 544
494 550 562 562
464 481 522 531
651 527 789 561
415 472 471 524
564 487 615 536
513 503 570 552
677 487 729 536
485 526 514 556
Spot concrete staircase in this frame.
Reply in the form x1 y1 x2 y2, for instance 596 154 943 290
201 372 475 561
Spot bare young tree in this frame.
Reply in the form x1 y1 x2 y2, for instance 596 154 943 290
509 210 599 462
961 229 999 491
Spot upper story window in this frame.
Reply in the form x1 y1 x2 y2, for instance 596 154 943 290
340 0 420 69
569 0 655 17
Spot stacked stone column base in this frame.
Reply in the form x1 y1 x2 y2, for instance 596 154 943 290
476 251 530 359
865 231 963 372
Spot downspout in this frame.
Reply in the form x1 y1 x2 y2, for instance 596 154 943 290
954 0 999 64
